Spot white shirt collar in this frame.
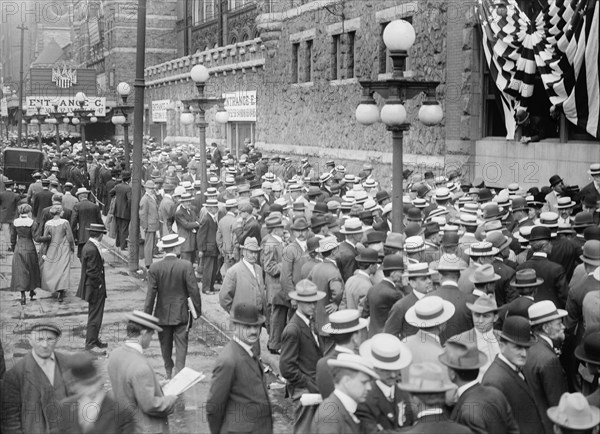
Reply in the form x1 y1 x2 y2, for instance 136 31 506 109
356 270 370 279
472 288 486 298
457 379 480 397
296 310 311 327
539 334 554 348
272 234 283 243
296 239 307 252
498 353 520 372
413 289 426 299
376 380 394 400
125 341 143 354
32 350 55 366
88 237 102 250
417 408 443 419
533 252 548 258
232 335 254 357
441 280 459 287
335 345 354 355
165 253 177 258
333 389 358 418
382 277 395 287
345 239 356 248
242 259 257 276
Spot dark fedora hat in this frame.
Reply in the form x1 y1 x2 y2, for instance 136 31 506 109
66 352 99 383
528 225 552 242
575 331 600 366
549 174 563 187
478 188 494 203
500 316 537 347
231 303 265 326
375 190 390 204
356 248 380 264
573 212 595 229
290 217 309 231
382 255 404 271
439 337 488 370
364 231 386 245
311 215 328 230
423 221 440 239
510 268 544 288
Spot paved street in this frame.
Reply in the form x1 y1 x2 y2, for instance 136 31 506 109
0 227 293 433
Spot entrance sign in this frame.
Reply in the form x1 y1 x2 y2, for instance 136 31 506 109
152 99 172 123
222 90 257 122
26 96 106 116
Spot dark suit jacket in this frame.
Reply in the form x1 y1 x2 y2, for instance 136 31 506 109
311 392 362 434
111 182 131 219
492 259 517 306
384 291 420 338
482 356 544 434
549 237 579 283
451 383 519 434
58 392 136 434
70 199 103 245
356 383 415 432
144 256 201 325
400 413 474 433
428 284 474 343
580 181 600 205
206 341 273 434
32 189 53 219
496 296 535 330
315 348 345 399
0 190 20 223
35 206 72 241
517 254 568 308
363 279 402 338
280 240 308 308
280 313 323 397
196 212 218 256
175 205 199 253
238 216 262 246
77 240 106 303
523 338 568 434
336 240 358 282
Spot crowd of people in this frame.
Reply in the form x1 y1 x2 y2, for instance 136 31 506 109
0 135 599 433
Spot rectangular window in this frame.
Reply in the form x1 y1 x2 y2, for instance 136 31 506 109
346 31 355 79
306 39 313 82
193 0 216 25
292 42 300 83
331 34 340 80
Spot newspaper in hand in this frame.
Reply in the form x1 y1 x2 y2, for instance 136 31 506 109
162 367 205 396
188 297 198 319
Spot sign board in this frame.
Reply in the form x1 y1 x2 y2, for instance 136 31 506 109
222 90 257 122
0 98 7 117
29 67 98 96
25 96 106 116
152 99 172 123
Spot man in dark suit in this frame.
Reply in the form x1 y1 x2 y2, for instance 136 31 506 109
579 163 600 205
71 187 103 259
311 353 381 434
356 333 415 431
77 224 108 352
517 226 568 308
482 316 545 434
206 303 273 434
524 300 569 434
0 323 72 434
197 198 220 295
0 180 20 250
144 234 202 379
336 218 363 282
440 337 520 434
211 142 223 170
32 179 54 222
496 268 540 330
35 193 72 242
397 361 472 433
102 169 118 216
385 262 434 338
280 280 326 429
362 255 404 337
110 170 131 250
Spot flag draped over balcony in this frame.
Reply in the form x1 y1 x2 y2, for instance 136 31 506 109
478 0 599 139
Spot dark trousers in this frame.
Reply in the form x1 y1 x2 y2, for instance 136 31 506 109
77 243 85 259
85 296 106 348
158 322 189 377
115 217 129 249
201 254 219 293
268 304 289 351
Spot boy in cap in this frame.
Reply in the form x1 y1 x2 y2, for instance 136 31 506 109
107 311 178 433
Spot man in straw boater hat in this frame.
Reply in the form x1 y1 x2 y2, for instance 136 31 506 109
59 352 136 433
107 311 178 433
458 241 500 295
315 309 368 398
439 337 519 434
311 353 380 434
144 234 201 380
396 362 471 433
524 300 569 434
385 262 435 339
207 303 273 434
482 316 545 434
77 223 108 353
197 197 220 295
336 217 365 282
279 279 326 431
356 333 415 430
547 392 600 434
1 323 73 434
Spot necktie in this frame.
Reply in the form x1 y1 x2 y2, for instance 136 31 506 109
309 318 320 346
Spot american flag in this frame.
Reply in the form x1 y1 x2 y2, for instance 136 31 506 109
477 0 599 138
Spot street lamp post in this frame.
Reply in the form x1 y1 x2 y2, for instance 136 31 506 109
355 19 443 232
73 92 98 173
112 82 134 170
30 102 46 150
46 103 64 153
181 64 229 192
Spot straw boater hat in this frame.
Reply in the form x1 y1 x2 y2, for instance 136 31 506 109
404 263 434 278
322 309 368 335
438 336 488 370
432 254 467 271
315 236 339 253
404 236 426 254
360 333 412 371
327 353 380 380
289 279 326 303
125 310 163 332
588 163 600 176
528 300 567 326
556 197 576 209
547 393 600 430
465 241 499 257
76 187 90 196
339 217 364 234
157 233 185 249
397 362 455 393
405 296 455 329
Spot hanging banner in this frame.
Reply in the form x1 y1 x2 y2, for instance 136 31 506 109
25 96 106 116
222 90 257 122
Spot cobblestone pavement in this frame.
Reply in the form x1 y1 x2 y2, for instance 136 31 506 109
0 225 293 433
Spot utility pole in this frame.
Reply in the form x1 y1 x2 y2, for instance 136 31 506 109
129 0 147 272
17 24 27 147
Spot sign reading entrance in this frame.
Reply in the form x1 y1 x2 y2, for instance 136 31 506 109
152 99 172 123
26 96 106 116
223 91 257 122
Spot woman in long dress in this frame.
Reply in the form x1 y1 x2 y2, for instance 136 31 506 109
10 204 41 305
40 205 75 303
